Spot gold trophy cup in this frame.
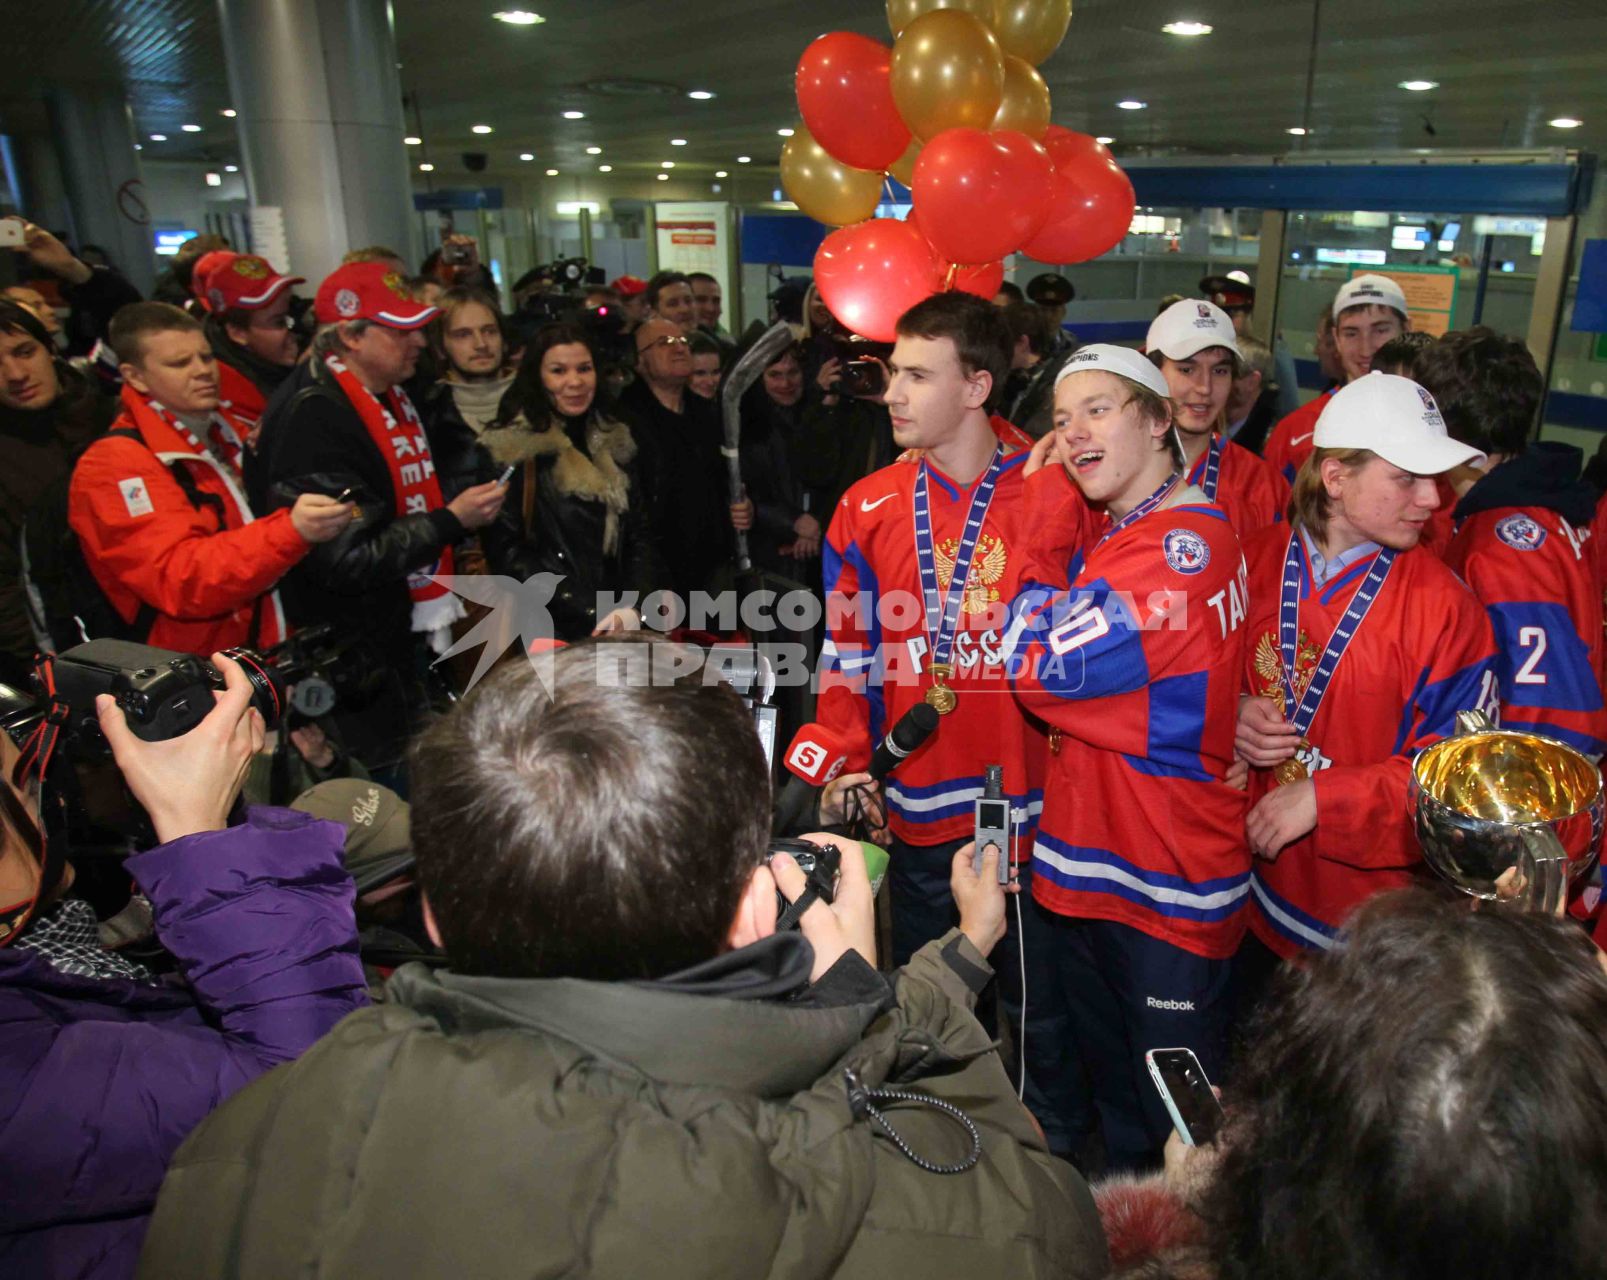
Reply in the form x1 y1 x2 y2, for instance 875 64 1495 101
1409 711 1604 914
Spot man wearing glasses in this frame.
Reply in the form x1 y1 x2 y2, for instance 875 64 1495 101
618 317 743 598
191 252 306 443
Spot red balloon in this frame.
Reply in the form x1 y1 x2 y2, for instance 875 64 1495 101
911 127 1053 264
1022 127 1136 264
813 218 944 342
796 33 912 173
902 209 1001 296
952 260 1004 298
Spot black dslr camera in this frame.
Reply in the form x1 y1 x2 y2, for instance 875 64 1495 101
51 639 289 745
770 837 841 931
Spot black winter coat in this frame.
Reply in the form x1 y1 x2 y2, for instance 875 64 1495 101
250 360 537 663
477 411 664 639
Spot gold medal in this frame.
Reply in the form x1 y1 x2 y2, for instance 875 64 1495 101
925 662 958 716
1272 740 1312 786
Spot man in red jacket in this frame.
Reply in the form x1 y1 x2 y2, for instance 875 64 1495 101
68 302 352 654
190 251 305 441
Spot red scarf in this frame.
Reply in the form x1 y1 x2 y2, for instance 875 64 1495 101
322 355 463 639
119 385 288 645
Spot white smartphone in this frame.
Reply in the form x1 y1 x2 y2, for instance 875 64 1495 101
0 219 26 249
1145 1047 1227 1146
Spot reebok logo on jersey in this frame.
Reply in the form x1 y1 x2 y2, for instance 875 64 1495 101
1145 997 1196 1011
860 494 895 513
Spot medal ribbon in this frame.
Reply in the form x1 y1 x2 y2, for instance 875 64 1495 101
1279 531 1396 738
913 448 1005 668
1097 472 1180 549
1186 435 1222 501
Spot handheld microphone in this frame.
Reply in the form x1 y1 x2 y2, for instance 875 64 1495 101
783 722 853 786
869 702 940 781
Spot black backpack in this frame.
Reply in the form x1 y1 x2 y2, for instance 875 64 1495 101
21 427 225 653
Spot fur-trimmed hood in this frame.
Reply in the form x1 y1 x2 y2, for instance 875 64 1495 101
479 412 637 553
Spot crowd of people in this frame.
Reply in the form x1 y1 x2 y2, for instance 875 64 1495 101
4 208 1607 1280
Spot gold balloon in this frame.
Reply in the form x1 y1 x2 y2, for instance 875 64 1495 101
991 55 1051 138
889 9 1006 140
888 137 922 186
991 0 1072 65
780 127 884 227
886 0 993 37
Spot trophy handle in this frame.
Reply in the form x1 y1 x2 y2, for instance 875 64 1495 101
1455 708 1497 735
1516 827 1569 916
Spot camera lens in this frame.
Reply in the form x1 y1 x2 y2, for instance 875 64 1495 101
218 648 288 731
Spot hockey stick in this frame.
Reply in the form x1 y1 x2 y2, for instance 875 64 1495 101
720 320 797 575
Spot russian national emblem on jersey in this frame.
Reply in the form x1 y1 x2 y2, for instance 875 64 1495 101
935 533 1008 616
1162 528 1210 575
1252 629 1320 709
1494 513 1547 551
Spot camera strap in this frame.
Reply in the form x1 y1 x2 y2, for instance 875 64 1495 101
775 885 823 933
2 655 71 947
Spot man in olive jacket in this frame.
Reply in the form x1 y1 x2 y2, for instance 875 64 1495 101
139 638 1106 1280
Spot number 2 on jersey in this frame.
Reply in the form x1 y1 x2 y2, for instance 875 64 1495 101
1515 625 1549 685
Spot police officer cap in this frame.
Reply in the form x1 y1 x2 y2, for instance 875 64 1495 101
1026 273 1075 306
1199 273 1255 310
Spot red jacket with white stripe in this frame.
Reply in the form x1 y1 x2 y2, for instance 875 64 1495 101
68 386 308 654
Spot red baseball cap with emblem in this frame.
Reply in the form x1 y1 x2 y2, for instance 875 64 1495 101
194 251 305 314
610 274 647 298
314 261 439 329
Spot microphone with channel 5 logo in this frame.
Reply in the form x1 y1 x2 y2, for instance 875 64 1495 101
783 723 853 786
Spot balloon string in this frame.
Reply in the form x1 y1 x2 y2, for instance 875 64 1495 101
944 263 958 289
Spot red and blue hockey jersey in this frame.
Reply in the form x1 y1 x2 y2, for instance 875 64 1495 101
1443 447 1607 758
1240 524 1498 958
1186 433 1289 540
818 446 1048 848
1261 387 1337 485
1006 468 1251 959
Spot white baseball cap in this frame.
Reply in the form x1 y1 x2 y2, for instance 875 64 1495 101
1145 298 1242 362
1313 372 1485 475
1332 273 1409 321
1055 343 1172 399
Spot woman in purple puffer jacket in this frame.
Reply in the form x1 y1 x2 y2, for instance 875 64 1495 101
0 653 369 1279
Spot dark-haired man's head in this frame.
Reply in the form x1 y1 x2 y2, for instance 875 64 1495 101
109 302 217 416
1204 888 1607 1280
993 281 1025 308
0 301 62 412
410 639 773 981
645 270 695 334
1371 329 1435 377
1000 301 1054 370
434 286 507 383
887 291 1012 453
1 285 61 337
1411 327 1542 460
687 271 723 332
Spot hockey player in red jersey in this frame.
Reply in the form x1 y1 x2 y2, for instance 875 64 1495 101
808 293 1047 966
1420 329 1607 759
1004 344 1249 1171
1263 275 1410 484
1146 298 1288 539
1234 373 1497 973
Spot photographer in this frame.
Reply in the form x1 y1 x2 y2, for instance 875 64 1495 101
0 654 367 1280
140 639 1106 1280
0 301 116 686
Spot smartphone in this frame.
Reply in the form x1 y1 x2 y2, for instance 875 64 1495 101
1145 1047 1226 1146
497 464 516 486
0 219 25 249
